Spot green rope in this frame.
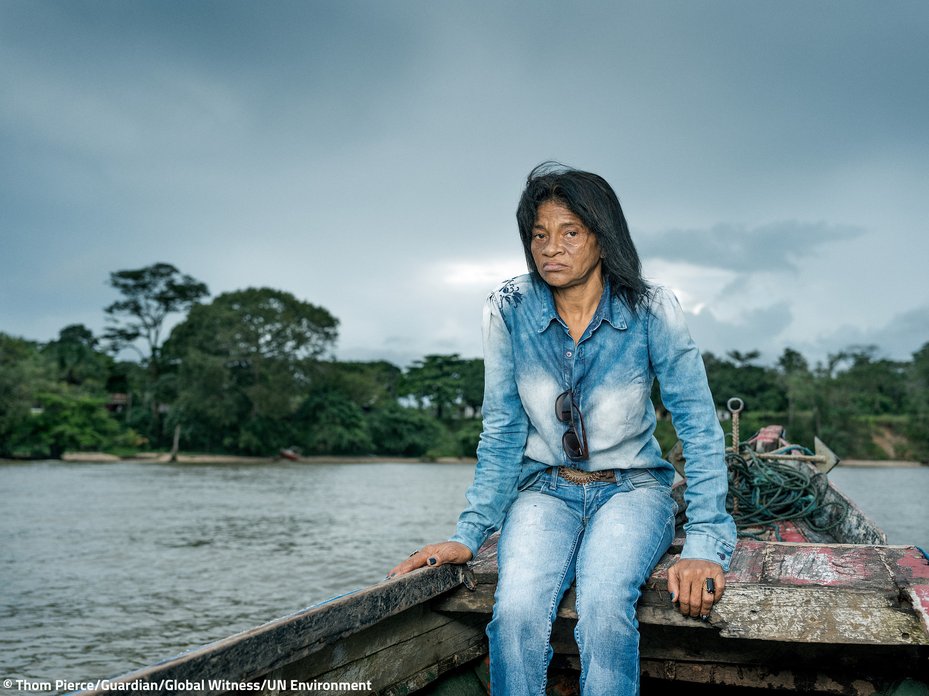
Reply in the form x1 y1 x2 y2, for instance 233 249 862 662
726 443 848 540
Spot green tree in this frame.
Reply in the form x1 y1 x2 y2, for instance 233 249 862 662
910 342 929 406
459 358 485 416
0 334 54 457
776 347 814 441
295 392 373 455
367 404 442 456
312 360 403 411
104 263 209 364
905 342 929 459
402 354 469 420
24 391 123 459
104 263 209 442
165 287 339 454
824 346 908 416
703 350 786 415
43 324 112 389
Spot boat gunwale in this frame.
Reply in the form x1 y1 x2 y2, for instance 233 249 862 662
71 563 471 696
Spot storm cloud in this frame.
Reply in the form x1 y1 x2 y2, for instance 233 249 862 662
1 1 927 366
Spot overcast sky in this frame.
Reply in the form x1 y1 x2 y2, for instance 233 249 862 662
2 1 927 369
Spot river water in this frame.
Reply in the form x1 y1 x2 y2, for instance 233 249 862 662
1 460 927 690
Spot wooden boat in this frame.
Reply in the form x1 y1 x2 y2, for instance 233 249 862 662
76 425 929 696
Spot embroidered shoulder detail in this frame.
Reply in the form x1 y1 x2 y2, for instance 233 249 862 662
489 277 524 310
643 283 665 315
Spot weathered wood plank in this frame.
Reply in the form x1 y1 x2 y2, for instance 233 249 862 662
376 641 487 696
908 586 929 641
709 585 926 644
639 659 879 695
813 474 888 545
270 613 487 696
435 538 929 646
262 603 479 687
761 542 896 588
468 536 499 583
74 564 470 696
551 626 925 693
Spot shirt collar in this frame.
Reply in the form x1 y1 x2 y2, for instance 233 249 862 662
536 274 628 334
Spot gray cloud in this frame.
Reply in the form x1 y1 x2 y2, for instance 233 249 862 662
686 302 793 361
638 221 865 273
805 305 929 363
686 302 929 367
0 2 927 369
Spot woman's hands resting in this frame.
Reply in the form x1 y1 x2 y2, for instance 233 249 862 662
667 558 726 619
387 541 473 579
386 544 725 622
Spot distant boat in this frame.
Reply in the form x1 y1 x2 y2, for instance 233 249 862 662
76 422 929 695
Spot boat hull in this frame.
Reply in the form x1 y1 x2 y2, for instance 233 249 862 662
74 468 929 696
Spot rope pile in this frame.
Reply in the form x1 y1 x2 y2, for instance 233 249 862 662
725 443 848 540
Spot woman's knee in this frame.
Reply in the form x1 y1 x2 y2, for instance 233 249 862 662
490 588 553 638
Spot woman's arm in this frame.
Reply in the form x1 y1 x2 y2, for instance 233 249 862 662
647 286 736 617
647 287 736 572
449 294 530 558
389 293 529 576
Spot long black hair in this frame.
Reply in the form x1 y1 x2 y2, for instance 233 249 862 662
516 162 648 310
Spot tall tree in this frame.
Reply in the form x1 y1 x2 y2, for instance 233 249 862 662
402 354 468 420
104 263 209 368
909 342 929 413
165 287 339 454
776 347 813 436
0 334 53 457
906 342 929 460
103 263 208 443
459 358 485 417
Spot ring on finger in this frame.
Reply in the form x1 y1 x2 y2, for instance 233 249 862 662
409 549 421 557
705 577 716 594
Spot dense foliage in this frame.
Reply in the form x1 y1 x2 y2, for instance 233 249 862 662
1 263 927 461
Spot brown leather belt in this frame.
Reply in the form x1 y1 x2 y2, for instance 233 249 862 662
552 466 616 484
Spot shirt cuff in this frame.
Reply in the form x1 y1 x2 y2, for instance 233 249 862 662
449 522 487 560
681 532 735 572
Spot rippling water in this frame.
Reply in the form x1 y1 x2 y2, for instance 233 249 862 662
827 465 929 548
0 460 476 689
1 460 927 691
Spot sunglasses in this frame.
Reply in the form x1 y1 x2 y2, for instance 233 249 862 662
555 389 589 460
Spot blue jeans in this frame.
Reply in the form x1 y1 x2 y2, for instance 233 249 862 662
487 468 678 696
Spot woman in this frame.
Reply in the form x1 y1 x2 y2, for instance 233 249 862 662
388 163 736 696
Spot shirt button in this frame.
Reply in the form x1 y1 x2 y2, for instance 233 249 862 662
565 350 573 358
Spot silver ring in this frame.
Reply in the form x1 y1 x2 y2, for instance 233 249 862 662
409 549 421 557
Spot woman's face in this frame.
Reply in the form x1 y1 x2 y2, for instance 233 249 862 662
530 200 603 291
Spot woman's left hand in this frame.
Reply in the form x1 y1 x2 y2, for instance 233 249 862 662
667 558 726 619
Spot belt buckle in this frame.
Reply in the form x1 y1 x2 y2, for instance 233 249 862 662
557 466 615 484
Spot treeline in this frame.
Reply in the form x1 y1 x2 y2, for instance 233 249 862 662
698 347 929 461
0 264 483 459
1 263 928 461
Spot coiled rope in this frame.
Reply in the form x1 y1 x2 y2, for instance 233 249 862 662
726 441 849 541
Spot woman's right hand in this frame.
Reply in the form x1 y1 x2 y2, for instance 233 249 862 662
386 541 473 579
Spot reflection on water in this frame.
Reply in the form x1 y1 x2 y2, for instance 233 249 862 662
0 460 927 688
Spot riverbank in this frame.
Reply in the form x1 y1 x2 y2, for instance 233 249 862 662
838 459 927 468
3 452 924 467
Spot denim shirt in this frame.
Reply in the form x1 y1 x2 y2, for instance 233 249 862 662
449 273 737 571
